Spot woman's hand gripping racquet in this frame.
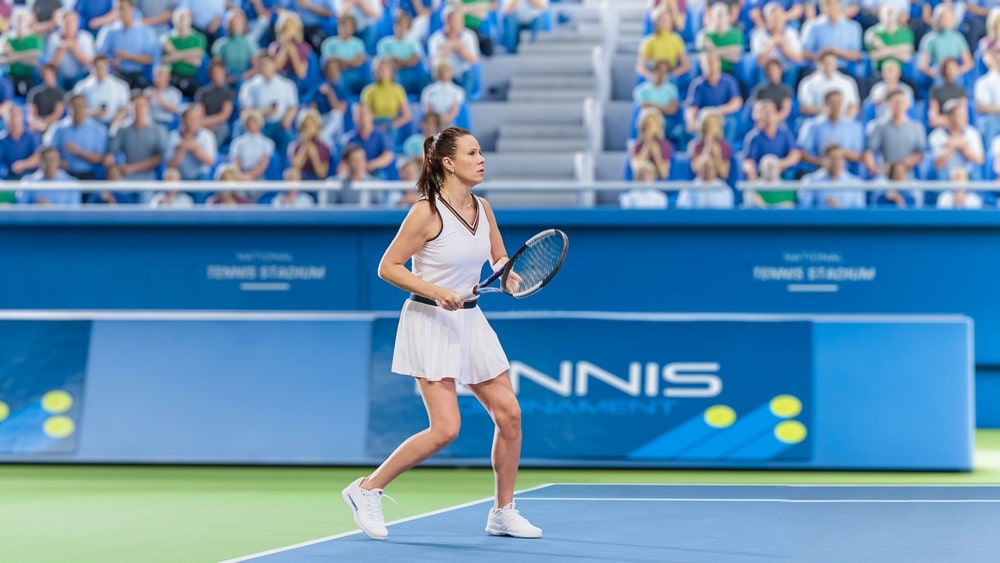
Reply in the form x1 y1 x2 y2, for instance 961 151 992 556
464 229 569 300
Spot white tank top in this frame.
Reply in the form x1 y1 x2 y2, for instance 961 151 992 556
412 196 492 294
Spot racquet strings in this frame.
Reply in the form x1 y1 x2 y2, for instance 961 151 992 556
507 232 567 296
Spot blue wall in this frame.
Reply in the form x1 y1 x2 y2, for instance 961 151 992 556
0 208 997 425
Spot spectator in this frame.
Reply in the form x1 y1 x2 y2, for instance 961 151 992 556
936 167 984 208
420 60 466 127
974 51 1000 145
177 0 226 44
211 9 258 84
160 7 207 99
269 11 310 83
749 0 804 31
321 15 370 96
145 65 183 128
631 108 673 180
797 49 860 118
98 0 159 89
801 0 862 65
402 110 442 157
500 0 547 54
288 110 332 180
165 104 218 180
645 0 686 31
0 8 44 96
237 53 298 158
456 0 497 57
631 110 674 180
428 9 481 94
194 60 235 145
104 93 168 184
331 143 375 204
272 167 317 208
87 162 136 205
797 90 865 173
395 155 421 206
0 1 7 36
917 3 974 81
26 63 66 134
676 151 735 209
929 98 985 180
633 60 680 130
927 57 967 129
334 0 383 54
294 0 335 55
742 99 801 205
689 110 732 182
29 0 63 35
311 58 349 148
206 165 252 205
228 110 275 180
361 57 412 134
74 55 131 129
865 59 914 121
744 153 790 208
46 10 96 90
620 160 669 209
864 89 927 178
980 8 1000 58
798 143 865 208
750 59 794 123
149 167 195 208
340 103 395 179
400 0 442 43
871 161 918 208
243 0 276 46
635 6 690 81
377 12 430 95
696 2 744 74
136 0 179 34
683 52 743 137
864 3 914 75
750 2 804 70
47 94 109 180
0 105 41 184
16 146 81 206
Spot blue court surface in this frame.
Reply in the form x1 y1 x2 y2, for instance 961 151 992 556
227 484 1000 562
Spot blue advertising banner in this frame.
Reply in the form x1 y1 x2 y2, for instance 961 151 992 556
0 321 90 454
368 314 813 465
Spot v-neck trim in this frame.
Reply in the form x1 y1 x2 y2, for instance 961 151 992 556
439 194 480 235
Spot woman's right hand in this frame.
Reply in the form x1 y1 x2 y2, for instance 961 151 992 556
432 287 465 311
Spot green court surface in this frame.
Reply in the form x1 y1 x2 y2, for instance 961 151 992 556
3 430 1000 563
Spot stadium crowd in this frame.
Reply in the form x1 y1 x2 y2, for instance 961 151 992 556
0 0 550 206
627 0 1000 208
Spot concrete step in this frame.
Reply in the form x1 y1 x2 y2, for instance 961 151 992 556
537 30 605 43
509 74 596 90
499 123 588 139
496 137 590 152
518 41 599 55
483 152 580 180
473 101 586 124
511 55 594 75
507 88 594 102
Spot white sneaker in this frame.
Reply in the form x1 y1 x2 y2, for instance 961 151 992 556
485 502 542 538
341 477 389 540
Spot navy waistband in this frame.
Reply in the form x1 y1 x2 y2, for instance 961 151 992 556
410 295 478 309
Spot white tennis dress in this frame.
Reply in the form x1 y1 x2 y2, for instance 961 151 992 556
391 196 510 385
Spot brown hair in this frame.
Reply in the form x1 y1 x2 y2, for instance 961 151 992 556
416 126 472 212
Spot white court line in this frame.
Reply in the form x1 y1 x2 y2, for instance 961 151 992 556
787 284 839 293
516 497 1000 504
218 483 555 563
544 483 1000 488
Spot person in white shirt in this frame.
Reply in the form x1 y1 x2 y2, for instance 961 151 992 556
228 110 275 180
237 53 298 157
797 49 860 118
929 98 984 180
149 167 196 208
72 55 131 128
145 65 183 127
620 160 669 209
974 50 1000 147
271 167 316 208
165 104 218 180
676 151 735 209
865 59 914 122
427 9 480 94
420 60 466 126
935 167 984 208
750 2 804 68
45 10 95 90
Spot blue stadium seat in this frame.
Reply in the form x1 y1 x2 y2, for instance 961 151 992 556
454 101 472 130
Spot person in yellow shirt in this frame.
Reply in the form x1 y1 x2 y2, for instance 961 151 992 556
635 6 691 81
361 57 413 141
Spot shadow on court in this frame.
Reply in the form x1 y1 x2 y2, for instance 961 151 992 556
233 484 1000 562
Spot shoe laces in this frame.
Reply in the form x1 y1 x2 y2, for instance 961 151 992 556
361 488 397 520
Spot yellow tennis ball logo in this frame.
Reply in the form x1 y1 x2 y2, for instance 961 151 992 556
775 420 807 444
0 401 8 422
769 395 802 419
704 405 736 428
43 416 75 439
42 390 73 414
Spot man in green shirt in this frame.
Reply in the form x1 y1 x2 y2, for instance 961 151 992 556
864 4 915 74
0 10 44 96
161 8 207 98
458 0 495 56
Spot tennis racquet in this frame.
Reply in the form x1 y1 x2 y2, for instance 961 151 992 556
464 229 569 300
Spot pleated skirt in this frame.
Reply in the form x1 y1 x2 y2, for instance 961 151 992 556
391 299 510 385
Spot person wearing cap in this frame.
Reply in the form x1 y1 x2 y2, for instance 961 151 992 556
929 98 984 180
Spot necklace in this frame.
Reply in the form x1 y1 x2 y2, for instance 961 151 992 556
442 192 474 209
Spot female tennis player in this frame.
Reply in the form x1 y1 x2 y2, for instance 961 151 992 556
341 127 542 541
